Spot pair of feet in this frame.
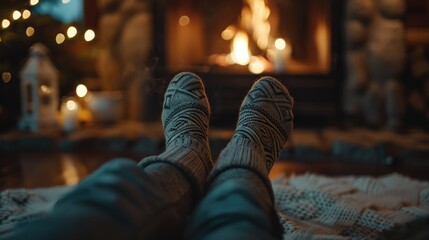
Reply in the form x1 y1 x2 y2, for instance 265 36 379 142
141 72 293 193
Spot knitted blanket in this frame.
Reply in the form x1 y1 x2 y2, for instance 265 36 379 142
272 173 429 239
1 174 428 239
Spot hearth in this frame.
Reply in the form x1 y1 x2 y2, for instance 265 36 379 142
151 0 344 127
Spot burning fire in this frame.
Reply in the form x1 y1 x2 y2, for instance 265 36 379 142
240 0 271 50
231 31 250 65
216 0 290 74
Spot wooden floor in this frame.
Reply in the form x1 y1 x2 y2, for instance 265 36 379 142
1 151 429 191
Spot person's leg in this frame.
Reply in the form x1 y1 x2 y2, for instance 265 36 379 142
137 71 213 236
5 159 189 240
186 77 293 240
4 72 212 240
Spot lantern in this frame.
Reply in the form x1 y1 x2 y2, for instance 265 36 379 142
18 43 59 132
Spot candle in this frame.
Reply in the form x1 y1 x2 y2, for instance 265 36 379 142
61 97 80 132
270 38 292 73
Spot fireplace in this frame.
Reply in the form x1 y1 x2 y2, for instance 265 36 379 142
151 0 343 127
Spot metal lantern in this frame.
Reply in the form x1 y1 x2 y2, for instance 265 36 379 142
18 43 59 132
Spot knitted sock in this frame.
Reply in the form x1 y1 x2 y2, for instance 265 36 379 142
209 76 293 189
138 72 212 197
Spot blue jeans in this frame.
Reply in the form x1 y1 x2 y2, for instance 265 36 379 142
4 159 282 240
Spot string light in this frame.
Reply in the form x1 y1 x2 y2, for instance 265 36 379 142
67 26 77 38
2 72 12 83
26 27 35 37
12 10 22 20
2 19 11 29
62 0 71 4
22 10 31 19
56 33 65 44
84 29 95 42
76 84 88 98
30 0 39 6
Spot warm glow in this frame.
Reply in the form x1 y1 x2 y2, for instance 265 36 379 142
22 10 31 19
30 0 39 6
62 0 71 4
315 19 330 73
230 31 250 65
241 0 271 50
275 38 286 50
84 29 95 42
248 57 265 74
26 27 35 37
220 0 280 72
76 84 88 98
2 19 10 29
40 85 52 94
66 100 78 111
179 15 190 26
56 33 65 44
2 72 12 83
221 26 235 40
61 156 80 185
67 26 77 38
12 10 21 20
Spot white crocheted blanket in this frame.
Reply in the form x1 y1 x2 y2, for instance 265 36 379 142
272 173 429 239
1 174 428 239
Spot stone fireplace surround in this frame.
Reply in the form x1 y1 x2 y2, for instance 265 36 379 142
95 0 346 128
91 0 429 128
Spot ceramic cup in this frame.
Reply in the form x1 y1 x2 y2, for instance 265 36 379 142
86 91 123 123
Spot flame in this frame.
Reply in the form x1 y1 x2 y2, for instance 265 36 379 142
227 0 272 67
230 31 250 65
241 0 271 50
220 0 289 73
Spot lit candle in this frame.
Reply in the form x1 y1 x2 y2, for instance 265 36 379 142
270 38 292 73
61 97 80 132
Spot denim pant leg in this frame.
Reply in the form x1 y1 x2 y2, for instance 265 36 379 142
5 159 193 240
186 169 283 240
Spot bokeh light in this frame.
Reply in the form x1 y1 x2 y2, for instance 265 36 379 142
84 29 95 42
76 84 88 98
56 33 66 44
67 26 77 38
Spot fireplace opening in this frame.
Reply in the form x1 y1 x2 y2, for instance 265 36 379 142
150 0 342 128
163 0 332 75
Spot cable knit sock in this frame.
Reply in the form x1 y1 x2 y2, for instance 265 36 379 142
138 72 212 197
208 76 293 192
